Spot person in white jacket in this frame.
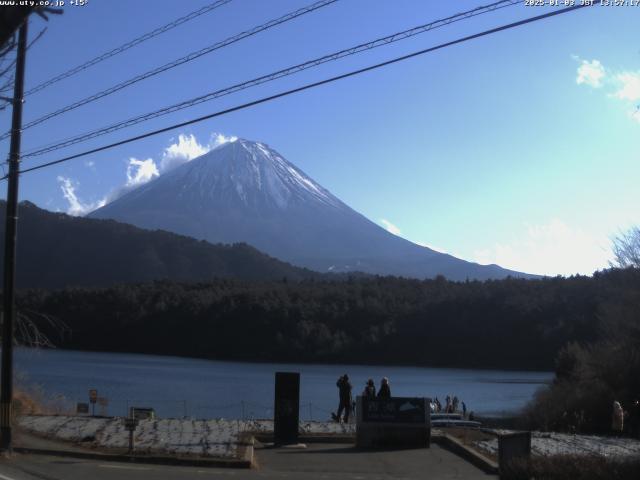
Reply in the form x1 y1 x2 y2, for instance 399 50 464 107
612 400 624 434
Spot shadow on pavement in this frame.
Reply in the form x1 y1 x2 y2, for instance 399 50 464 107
264 444 431 454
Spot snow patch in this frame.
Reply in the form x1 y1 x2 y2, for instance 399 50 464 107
18 415 355 457
475 431 640 458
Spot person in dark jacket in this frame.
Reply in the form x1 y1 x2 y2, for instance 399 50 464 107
363 379 376 398
377 377 391 398
333 374 353 422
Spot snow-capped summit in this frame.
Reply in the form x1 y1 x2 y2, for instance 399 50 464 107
164 139 344 211
90 138 532 280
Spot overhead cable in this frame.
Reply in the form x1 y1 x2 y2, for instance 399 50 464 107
12 3 594 179
24 0 234 96
1 0 339 140
22 0 518 158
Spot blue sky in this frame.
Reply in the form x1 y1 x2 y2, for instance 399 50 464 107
1 0 638 276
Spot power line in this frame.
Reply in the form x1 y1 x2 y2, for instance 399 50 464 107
22 0 519 159
23 0 233 97
0 0 339 141
12 3 594 179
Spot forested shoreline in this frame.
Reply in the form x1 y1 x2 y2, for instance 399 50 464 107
12 267 639 372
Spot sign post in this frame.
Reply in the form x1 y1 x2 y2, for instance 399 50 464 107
89 389 97 416
124 417 139 454
97 397 109 417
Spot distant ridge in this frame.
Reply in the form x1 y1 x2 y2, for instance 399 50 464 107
0 201 319 289
90 138 535 281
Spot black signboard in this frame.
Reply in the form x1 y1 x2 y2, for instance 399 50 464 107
130 407 155 420
124 417 139 431
274 372 300 445
362 397 427 423
76 402 89 414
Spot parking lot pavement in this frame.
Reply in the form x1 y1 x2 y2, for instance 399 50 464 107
0 442 495 480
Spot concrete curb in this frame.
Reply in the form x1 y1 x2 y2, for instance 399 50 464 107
302 434 355 444
13 441 254 469
433 433 499 475
254 433 355 444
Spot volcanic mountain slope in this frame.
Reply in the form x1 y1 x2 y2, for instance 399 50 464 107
0 201 318 289
90 139 533 280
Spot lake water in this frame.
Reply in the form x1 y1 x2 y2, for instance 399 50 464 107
15 348 552 420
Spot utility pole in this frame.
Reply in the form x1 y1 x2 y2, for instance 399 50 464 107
1 19 28 453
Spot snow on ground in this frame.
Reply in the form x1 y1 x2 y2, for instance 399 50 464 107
23 416 639 460
18 415 111 442
475 431 640 458
18 416 355 458
300 420 355 435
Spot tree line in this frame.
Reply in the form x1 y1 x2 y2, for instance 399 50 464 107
11 267 638 373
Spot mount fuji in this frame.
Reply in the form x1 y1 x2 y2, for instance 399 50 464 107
89 139 532 280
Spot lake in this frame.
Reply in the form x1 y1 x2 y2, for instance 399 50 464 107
15 348 552 420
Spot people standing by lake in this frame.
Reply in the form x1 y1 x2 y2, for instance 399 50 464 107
363 379 376 398
378 377 391 398
332 374 353 423
434 395 468 415
329 374 474 420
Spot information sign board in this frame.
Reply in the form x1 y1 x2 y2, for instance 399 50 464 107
362 397 427 423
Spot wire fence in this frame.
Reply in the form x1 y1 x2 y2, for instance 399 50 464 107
78 397 339 422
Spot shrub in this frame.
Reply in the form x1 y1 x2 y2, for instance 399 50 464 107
501 455 640 480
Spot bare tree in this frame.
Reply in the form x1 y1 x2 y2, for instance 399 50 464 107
611 226 640 269
0 7 60 111
15 309 70 348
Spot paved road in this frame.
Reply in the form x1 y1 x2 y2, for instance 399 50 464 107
0 443 495 479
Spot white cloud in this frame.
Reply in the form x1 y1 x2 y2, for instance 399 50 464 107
210 132 238 149
160 134 210 172
613 71 640 101
379 218 401 236
100 157 159 204
159 132 239 172
574 57 640 126
77 133 238 215
57 176 106 216
473 219 613 276
84 160 95 168
126 157 159 187
576 59 605 88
